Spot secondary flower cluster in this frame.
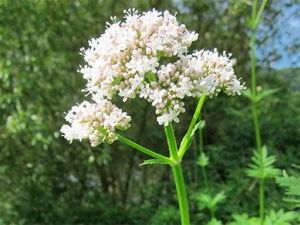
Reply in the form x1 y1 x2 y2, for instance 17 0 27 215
61 100 131 146
140 49 243 124
61 9 244 145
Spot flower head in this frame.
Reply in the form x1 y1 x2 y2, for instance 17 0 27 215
61 100 131 146
62 9 244 146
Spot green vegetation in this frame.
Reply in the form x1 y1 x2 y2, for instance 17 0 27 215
0 0 300 224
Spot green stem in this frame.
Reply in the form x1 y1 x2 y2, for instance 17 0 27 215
199 119 204 155
201 166 209 189
254 0 268 28
250 27 265 225
198 114 209 189
164 124 190 225
164 124 179 160
117 134 174 165
259 179 265 222
251 0 258 28
250 1 268 224
172 163 191 225
210 209 216 220
251 103 262 151
193 140 199 183
179 95 206 158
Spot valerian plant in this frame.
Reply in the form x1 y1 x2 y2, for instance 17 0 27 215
244 0 281 224
61 9 243 225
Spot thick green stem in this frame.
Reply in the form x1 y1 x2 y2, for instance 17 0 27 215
117 134 174 165
164 124 179 160
164 124 190 225
172 164 191 225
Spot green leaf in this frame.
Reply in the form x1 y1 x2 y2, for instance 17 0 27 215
242 89 253 100
229 214 260 225
211 192 226 207
198 152 209 167
246 145 280 179
255 88 280 102
229 210 297 225
196 191 226 212
180 120 205 153
265 209 297 225
139 159 169 166
276 174 300 206
242 88 280 103
208 218 222 225
191 120 205 137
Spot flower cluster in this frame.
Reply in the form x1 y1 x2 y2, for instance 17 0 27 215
61 100 131 146
80 9 198 100
61 9 244 145
139 49 244 124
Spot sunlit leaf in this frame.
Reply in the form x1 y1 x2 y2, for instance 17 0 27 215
246 145 280 179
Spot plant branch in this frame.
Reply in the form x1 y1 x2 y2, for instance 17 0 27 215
178 95 206 158
117 134 174 165
164 123 190 225
254 0 268 28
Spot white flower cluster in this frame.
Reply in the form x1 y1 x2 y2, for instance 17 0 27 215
61 100 131 146
61 9 244 146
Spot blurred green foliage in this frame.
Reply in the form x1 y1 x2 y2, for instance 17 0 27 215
0 0 300 224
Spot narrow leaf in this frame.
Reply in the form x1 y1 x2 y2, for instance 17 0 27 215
242 89 253 100
139 159 169 166
180 120 205 153
255 88 280 102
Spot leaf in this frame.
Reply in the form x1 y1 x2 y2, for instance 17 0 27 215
211 192 226 208
191 120 205 137
180 120 205 153
229 214 259 225
198 152 209 167
276 174 300 206
242 89 253 100
139 159 169 166
242 88 280 103
196 191 226 211
246 145 280 179
264 209 297 225
255 88 280 102
229 210 297 225
208 218 222 225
